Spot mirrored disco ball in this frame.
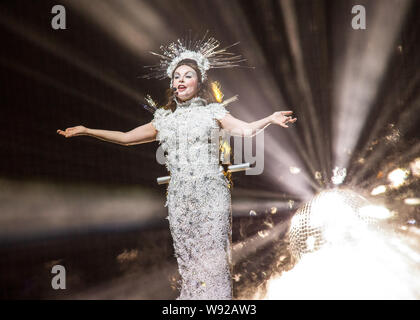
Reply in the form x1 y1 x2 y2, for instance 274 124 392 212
289 189 373 260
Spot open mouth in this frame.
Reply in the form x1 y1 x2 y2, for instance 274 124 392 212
178 85 187 92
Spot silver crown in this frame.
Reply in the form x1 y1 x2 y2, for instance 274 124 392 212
142 31 246 82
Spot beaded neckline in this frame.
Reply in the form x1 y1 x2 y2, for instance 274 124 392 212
175 97 207 108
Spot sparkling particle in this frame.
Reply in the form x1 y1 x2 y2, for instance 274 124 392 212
332 166 347 185
270 207 277 214
288 200 295 209
409 158 420 177
371 185 387 196
116 249 138 263
385 124 401 143
388 168 409 188
233 274 241 282
258 230 269 238
264 221 274 228
289 166 301 174
249 210 257 216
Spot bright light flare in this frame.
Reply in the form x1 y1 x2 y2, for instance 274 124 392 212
289 166 301 174
332 0 411 169
371 185 387 195
260 226 420 299
388 168 409 188
311 192 367 244
262 188 420 299
331 166 347 185
405 198 420 206
359 205 392 220
410 158 420 177
289 189 372 259
309 192 354 227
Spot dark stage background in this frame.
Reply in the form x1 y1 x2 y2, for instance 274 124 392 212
0 0 419 299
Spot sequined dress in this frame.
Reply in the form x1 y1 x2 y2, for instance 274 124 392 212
151 97 233 300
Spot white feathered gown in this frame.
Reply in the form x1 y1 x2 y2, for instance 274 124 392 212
151 97 233 300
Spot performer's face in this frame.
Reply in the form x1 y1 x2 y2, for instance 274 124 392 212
173 65 199 102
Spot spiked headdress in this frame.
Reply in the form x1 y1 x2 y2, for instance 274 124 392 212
143 31 246 83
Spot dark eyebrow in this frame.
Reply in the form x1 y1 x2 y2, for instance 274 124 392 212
174 70 195 77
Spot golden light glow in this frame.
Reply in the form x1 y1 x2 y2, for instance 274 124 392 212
220 140 231 155
211 81 224 103
145 94 158 108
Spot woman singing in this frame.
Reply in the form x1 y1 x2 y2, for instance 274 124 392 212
57 34 296 300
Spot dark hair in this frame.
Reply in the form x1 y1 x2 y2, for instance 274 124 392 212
163 59 217 112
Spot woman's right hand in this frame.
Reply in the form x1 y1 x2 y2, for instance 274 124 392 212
56 125 87 138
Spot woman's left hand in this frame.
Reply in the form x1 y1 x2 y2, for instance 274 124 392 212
271 110 297 128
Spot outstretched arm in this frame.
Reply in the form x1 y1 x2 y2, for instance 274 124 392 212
218 111 297 137
56 122 157 146
124 122 157 145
